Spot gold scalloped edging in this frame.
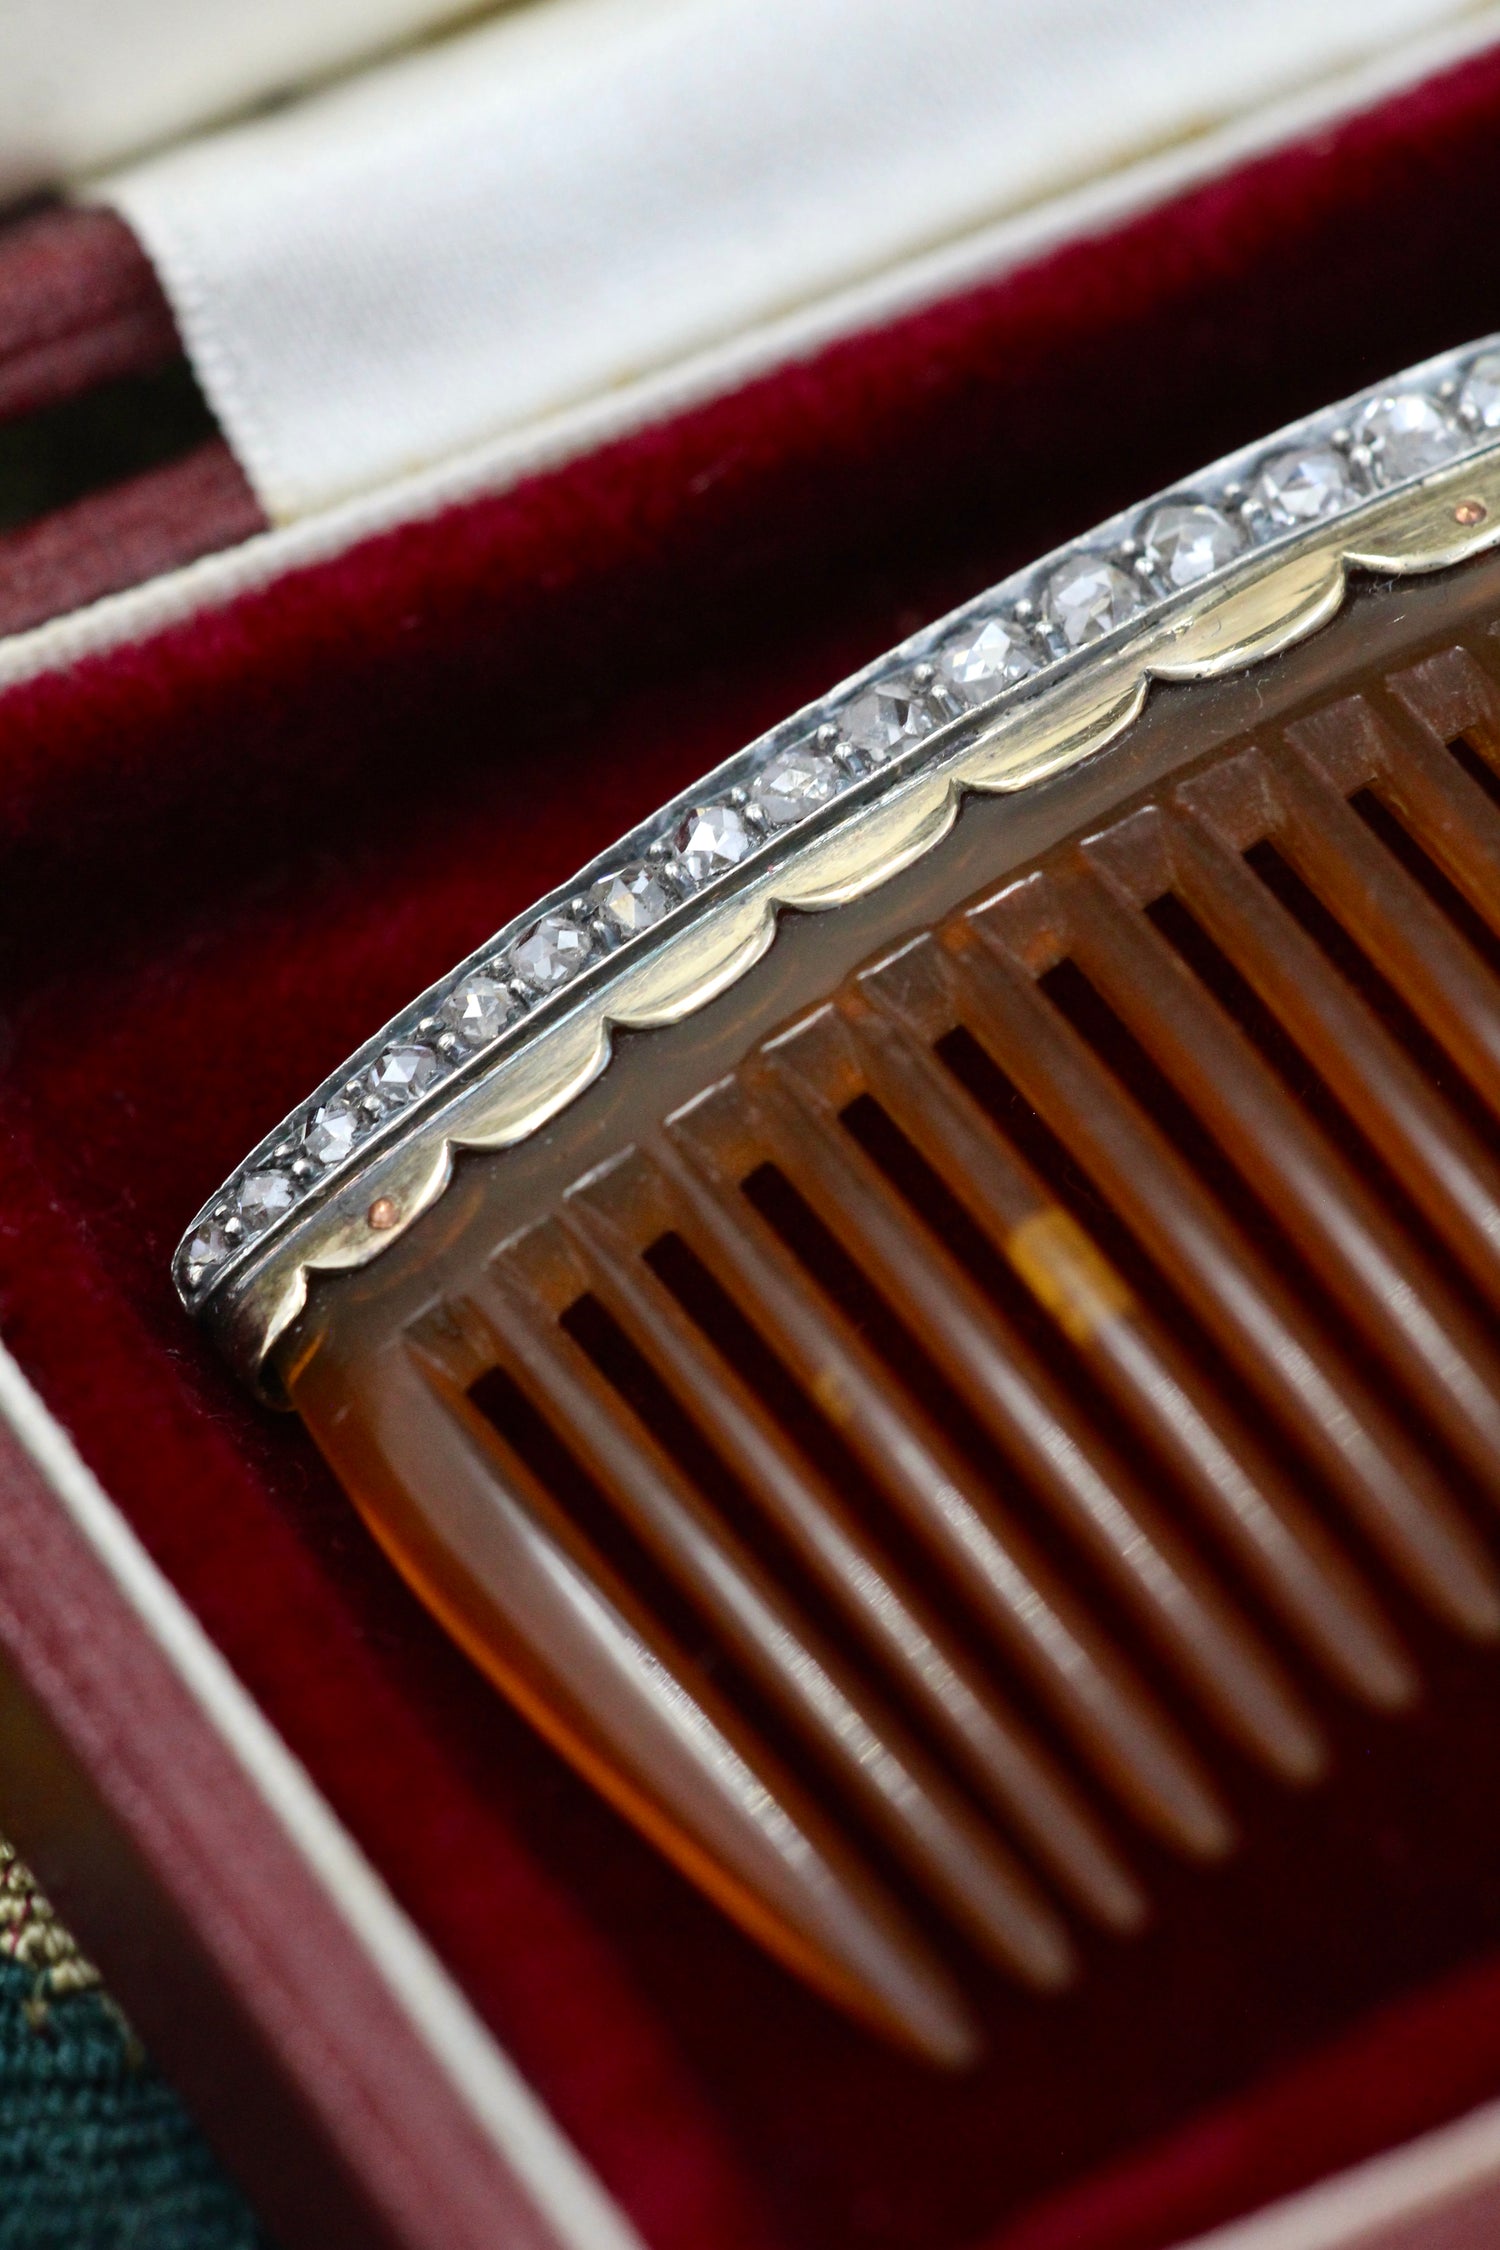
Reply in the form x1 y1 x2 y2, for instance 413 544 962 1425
219 452 1500 1392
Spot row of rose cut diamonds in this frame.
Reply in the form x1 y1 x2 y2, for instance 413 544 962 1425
180 349 1500 1294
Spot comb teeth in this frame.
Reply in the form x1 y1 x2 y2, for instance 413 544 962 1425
290 614 1500 2064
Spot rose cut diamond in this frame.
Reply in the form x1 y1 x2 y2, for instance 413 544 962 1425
937 617 1039 702
236 1169 295 1232
1252 445 1353 527
1460 352 1500 431
186 1218 232 1276
1355 392 1463 484
439 972 513 1048
511 910 594 992
1041 555 1144 649
837 677 938 763
1139 501 1243 588
672 802 753 885
304 1098 363 1168
589 860 672 940
367 1043 440 1110
749 745 841 828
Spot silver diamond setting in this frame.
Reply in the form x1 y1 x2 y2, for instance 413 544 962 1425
749 745 842 828
304 1099 363 1169
439 972 514 1049
367 1043 441 1111
1041 555 1145 649
590 859 673 939
1355 392 1464 485
185 1217 232 1281
177 337 1500 1310
236 1169 296 1233
510 910 594 993
837 676 940 763
672 802 753 884
1251 444 1355 528
1139 500 1244 588
937 617 1039 702
1460 352 1500 432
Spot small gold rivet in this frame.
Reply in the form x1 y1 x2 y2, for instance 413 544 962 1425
367 1197 400 1231
1454 498 1488 526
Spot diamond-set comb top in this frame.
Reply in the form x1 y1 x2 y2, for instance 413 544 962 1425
175 339 1500 1350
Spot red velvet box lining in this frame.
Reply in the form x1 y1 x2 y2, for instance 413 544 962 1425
8 47 1500 2250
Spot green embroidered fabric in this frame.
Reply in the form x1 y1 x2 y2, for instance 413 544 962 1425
1 1845 270 2250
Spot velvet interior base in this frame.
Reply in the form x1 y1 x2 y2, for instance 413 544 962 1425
8 44 1500 2250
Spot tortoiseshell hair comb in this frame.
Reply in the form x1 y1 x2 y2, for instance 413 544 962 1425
178 340 1500 2065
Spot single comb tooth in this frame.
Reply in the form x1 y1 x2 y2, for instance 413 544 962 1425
834 985 1415 1715
1378 661 1500 950
654 1111 1237 1861
1062 861 1500 1505
463 1244 1079 1988
558 1164 1147 1934
946 922 1500 1640
288 1319 980 2065
1274 725 1500 1128
745 1051 1327 1786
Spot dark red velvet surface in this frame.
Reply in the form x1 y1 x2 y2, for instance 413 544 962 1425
8 43 1500 2250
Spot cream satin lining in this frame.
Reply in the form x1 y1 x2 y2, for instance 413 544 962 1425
0 0 478 199
95 0 1494 523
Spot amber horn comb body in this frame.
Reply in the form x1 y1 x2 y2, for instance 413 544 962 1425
182 342 1500 2061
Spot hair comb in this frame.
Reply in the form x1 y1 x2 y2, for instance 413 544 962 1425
177 340 1500 2066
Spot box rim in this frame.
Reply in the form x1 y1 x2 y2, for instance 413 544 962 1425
1179 2090 1500 2248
